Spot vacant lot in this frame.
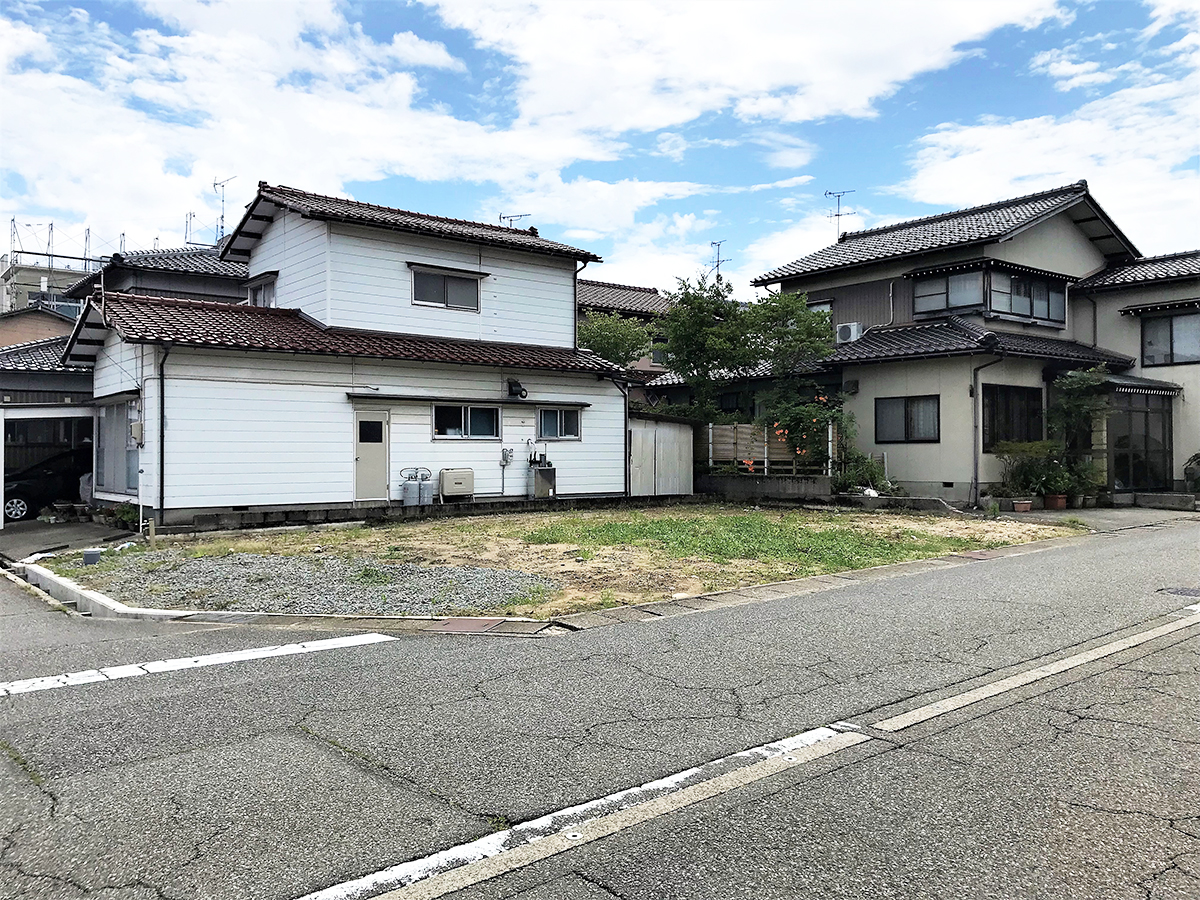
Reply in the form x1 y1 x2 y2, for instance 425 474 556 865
48 505 1081 618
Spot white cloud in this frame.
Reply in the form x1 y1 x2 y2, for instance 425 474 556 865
589 212 720 290
896 22 1200 254
1030 47 1118 90
727 211 869 294
430 0 1064 131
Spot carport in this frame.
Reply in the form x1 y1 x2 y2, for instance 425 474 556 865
0 336 95 528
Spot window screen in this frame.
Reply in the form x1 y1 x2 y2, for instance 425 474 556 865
433 405 463 436
876 395 940 443
947 271 982 307
359 420 384 443
1173 313 1200 363
913 278 947 313
539 409 559 438
990 271 1012 313
468 407 499 437
413 271 480 311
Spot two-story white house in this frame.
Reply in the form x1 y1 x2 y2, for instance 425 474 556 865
60 183 628 528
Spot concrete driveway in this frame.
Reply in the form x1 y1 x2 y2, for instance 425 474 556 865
0 520 133 563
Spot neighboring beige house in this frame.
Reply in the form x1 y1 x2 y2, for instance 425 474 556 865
750 180 1197 502
1 255 85 318
0 304 76 347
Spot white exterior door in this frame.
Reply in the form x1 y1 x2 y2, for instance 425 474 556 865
354 411 389 500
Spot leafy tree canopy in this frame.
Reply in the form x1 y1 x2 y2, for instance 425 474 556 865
577 311 653 368
659 274 833 402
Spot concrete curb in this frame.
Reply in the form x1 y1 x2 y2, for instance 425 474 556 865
16 563 567 637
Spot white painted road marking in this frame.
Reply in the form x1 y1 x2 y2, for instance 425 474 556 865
0 633 397 696
872 612 1200 732
299 726 867 900
301 607 1200 900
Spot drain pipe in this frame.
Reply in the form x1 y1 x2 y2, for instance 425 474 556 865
863 281 895 335
157 343 172 527
614 378 631 496
574 260 590 349
971 355 1004 507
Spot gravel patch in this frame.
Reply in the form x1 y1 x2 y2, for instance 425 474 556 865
75 550 559 616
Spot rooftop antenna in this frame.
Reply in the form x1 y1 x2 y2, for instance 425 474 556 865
824 189 855 240
184 212 195 244
710 240 728 281
119 233 125 254
499 213 530 228
213 175 236 241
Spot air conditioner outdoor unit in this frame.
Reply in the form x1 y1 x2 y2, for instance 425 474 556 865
836 322 863 344
439 467 474 503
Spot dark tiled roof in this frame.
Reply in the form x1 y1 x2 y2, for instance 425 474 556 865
0 336 88 372
753 181 1136 285
0 303 75 324
65 245 248 297
71 294 624 375
1075 250 1200 291
829 316 1133 367
227 183 600 262
647 359 823 388
578 280 671 315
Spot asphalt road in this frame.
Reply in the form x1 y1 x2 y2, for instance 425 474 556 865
1 517 1197 900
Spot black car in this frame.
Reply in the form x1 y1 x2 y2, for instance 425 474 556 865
4 447 93 521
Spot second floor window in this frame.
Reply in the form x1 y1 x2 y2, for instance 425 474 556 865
914 272 982 313
1143 312 1200 365
990 272 1065 322
413 270 480 312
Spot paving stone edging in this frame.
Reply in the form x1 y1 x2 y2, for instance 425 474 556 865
14 515 1196 637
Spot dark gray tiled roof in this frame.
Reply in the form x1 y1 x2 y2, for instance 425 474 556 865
65 245 248 297
227 183 600 262
753 181 1120 285
0 336 87 372
830 316 1133 367
578 280 671 315
1075 250 1200 291
647 358 823 388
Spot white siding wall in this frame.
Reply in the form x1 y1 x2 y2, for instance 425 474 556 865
326 224 578 346
150 348 624 511
92 334 144 398
251 211 329 322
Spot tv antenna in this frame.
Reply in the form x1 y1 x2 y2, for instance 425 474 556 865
824 189 855 239
499 213 530 228
213 176 237 241
710 240 728 280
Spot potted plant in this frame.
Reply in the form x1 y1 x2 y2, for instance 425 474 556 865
1041 464 1072 510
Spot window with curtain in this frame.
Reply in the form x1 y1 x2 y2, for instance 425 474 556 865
875 395 940 443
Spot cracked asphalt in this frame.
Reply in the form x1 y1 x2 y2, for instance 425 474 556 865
0 516 1197 899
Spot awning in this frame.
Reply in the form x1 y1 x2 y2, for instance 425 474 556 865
1103 373 1183 396
1118 298 1200 316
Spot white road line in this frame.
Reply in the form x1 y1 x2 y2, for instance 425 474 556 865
0 633 397 697
299 727 868 900
301 606 1200 900
873 612 1200 732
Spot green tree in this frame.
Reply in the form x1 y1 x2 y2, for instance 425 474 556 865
577 311 653 368
659 274 833 403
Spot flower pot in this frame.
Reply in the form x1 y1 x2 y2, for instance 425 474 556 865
1083 495 1098 508
1043 493 1067 510
1012 499 1033 512
1067 495 1084 509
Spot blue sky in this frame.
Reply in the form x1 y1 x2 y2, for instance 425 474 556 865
1 0 1197 296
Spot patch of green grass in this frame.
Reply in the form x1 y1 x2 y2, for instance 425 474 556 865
354 566 394 586
1059 515 1089 529
524 511 985 571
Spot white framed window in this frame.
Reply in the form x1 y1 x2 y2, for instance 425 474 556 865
433 405 500 439
96 399 140 493
409 264 485 312
808 300 832 314
538 408 581 440
245 272 277 308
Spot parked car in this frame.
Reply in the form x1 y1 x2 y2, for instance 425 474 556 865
4 447 92 521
